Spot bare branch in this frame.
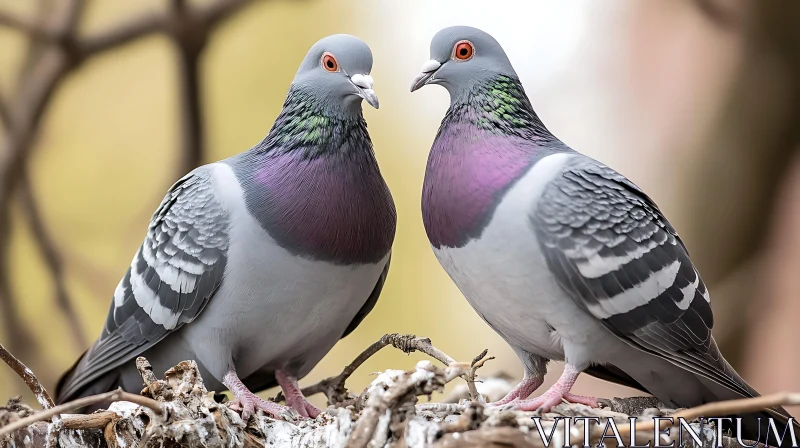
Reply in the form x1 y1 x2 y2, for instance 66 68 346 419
77 0 255 58
197 0 255 28
170 0 208 175
60 411 117 430
0 91 11 131
0 388 164 440
298 334 460 405
437 402 486 436
77 12 165 57
0 341 54 409
416 402 466 414
465 349 493 402
0 11 56 41
18 172 87 349
598 392 800 443
672 392 800 422
0 0 259 365
0 268 36 358
0 0 82 360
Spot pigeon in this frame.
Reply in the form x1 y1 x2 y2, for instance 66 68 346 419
56 34 396 420
411 26 796 444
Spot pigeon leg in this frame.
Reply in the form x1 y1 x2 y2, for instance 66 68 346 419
223 370 294 420
488 375 544 406
275 370 322 418
511 364 599 412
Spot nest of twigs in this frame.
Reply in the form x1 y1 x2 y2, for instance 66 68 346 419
1 334 797 447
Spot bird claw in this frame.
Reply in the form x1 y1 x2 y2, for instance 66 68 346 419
286 396 322 419
486 376 543 408
302 401 323 419
489 400 521 413
228 391 298 421
511 391 599 413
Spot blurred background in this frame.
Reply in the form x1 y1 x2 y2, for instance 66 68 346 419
0 0 798 415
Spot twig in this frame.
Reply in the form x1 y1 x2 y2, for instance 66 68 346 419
196 0 255 27
437 401 486 435
0 11 56 41
18 172 87 349
0 90 10 131
298 334 459 405
416 402 466 414
60 411 117 430
77 12 165 56
169 0 208 175
77 0 253 57
601 392 800 443
465 349 493 402
346 362 464 448
0 275 34 360
136 356 159 386
0 388 164 439
672 392 800 422
0 341 54 409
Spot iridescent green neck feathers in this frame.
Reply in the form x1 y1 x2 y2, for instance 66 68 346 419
257 86 371 159
446 75 555 141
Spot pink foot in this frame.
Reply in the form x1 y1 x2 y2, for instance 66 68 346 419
223 370 295 420
488 376 544 407
276 370 322 419
228 390 296 420
514 390 599 412
509 364 599 413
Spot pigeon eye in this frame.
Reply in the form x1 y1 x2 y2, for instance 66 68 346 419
453 41 474 61
322 53 339 72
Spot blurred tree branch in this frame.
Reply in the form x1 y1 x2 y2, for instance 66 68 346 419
683 0 800 364
0 0 83 367
0 92 11 131
0 10 57 42
170 0 207 175
19 170 87 349
692 0 741 30
0 0 256 376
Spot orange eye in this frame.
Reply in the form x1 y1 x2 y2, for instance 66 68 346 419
322 53 339 72
453 41 474 61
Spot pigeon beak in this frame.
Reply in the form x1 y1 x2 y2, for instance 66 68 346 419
359 89 379 109
350 73 379 109
410 60 442 92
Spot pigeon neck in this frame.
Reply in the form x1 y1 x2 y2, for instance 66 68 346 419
446 75 555 142
422 76 568 249
257 85 369 159
232 86 396 265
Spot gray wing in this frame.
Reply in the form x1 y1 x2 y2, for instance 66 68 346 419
57 167 229 402
530 156 753 398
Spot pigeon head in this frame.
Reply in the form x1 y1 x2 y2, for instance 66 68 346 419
410 26 517 100
293 34 378 113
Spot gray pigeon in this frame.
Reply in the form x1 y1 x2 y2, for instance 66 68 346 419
56 34 396 420
411 26 795 444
